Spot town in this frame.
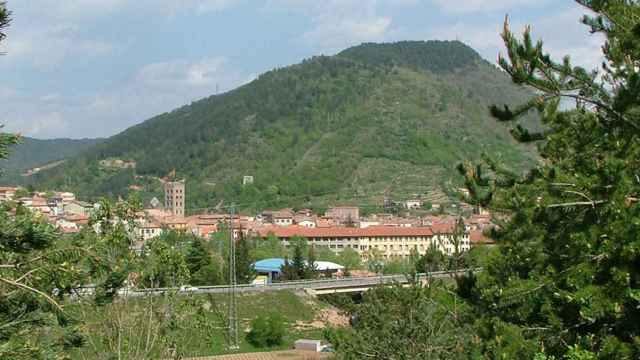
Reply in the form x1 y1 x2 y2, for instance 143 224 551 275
1 1 631 358
0 179 494 267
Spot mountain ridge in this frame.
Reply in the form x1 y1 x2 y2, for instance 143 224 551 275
1 137 103 172
23 40 538 212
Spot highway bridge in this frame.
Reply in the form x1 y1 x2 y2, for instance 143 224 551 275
104 269 475 298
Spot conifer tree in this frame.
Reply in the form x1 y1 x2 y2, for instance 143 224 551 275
457 1 640 357
235 233 255 284
306 245 318 279
291 239 306 280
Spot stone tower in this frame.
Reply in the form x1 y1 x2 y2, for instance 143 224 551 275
164 179 185 217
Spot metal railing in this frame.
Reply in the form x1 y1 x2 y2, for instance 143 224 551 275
68 268 479 299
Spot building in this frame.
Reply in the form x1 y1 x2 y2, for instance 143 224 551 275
164 180 185 217
136 221 163 242
0 186 18 201
157 215 187 231
405 199 423 210
58 192 76 204
257 225 470 260
294 215 316 228
253 258 344 283
325 206 359 226
262 209 294 226
63 200 94 217
469 230 496 246
242 175 254 185
273 210 294 226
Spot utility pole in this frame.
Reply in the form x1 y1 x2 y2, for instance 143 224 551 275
227 204 239 350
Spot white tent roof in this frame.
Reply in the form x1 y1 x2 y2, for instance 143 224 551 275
312 261 344 271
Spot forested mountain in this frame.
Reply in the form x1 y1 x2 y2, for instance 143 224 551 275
26 41 539 211
0 137 102 173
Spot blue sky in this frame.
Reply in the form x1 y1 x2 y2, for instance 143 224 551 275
0 0 604 139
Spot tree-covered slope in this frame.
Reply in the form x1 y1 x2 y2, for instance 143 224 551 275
27 40 539 211
0 137 102 172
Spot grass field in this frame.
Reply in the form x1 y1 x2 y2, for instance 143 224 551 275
65 290 336 359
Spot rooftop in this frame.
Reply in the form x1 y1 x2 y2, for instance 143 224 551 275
253 258 344 273
257 225 435 238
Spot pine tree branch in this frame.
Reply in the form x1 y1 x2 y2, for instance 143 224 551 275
546 200 606 208
0 276 63 311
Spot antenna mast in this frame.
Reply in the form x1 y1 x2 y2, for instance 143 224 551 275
227 204 239 350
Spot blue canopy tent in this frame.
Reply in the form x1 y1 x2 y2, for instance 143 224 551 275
253 258 344 283
253 258 286 283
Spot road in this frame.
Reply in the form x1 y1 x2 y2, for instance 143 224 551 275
106 269 475 298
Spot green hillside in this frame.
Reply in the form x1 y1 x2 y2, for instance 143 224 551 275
1 137 102 172
27 40 539 211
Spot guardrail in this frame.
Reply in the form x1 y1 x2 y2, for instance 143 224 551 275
67 269 479 299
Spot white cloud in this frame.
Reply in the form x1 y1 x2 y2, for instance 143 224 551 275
429 6 604 70
20 112 68 138
0 22 116 70
191 0 238 14
17 0 237 20
137 57 228 88
0 0 236 70
39 93 60 102
430 0 550 13
278 0 396 53
302 16 392 52
0 86 18 101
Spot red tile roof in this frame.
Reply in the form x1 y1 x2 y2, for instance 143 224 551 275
430 223 456 234
469 230 495 245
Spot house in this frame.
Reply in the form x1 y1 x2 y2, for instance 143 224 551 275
64 200 94 217
56 218 80 234
136 221 163 241
64 213 90 228
296 208 314 217
47 196 66 216
405 199 423 210
242 175 254 185
466 214 493 230
273 211 294 226
469 230 495 246
325 206 359 226
159 216 188 231
185 214 223 238
0 186 18 201
315 218 335 228
29 196 51 214
294 215 316 228
57 192 76 204
262 209 294 226
359 220 381 228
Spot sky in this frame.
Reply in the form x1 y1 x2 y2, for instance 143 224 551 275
0 0 605 139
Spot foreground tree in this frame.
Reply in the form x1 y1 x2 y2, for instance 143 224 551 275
326 284 476 359
458 1 640 357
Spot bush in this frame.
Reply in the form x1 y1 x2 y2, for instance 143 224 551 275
246 314 285 348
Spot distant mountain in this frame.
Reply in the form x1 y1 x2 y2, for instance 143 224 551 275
1 137 103 172
29 41 539 211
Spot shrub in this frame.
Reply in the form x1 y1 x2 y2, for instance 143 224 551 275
246 314 285 348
